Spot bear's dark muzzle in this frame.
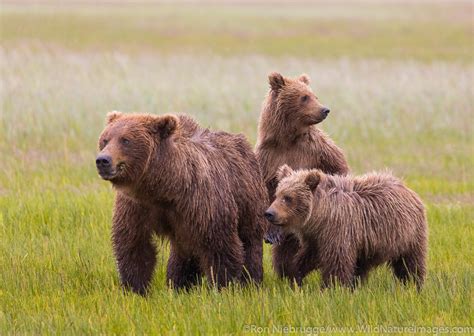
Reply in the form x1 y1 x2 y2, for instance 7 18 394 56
96 155 114 178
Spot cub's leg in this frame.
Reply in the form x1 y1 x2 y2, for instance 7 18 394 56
391 248 426 290
351 257 377 288
272 234 301 279
320 245 357 289
291 244 319 287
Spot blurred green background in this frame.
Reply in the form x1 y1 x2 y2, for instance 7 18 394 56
1 1 473 334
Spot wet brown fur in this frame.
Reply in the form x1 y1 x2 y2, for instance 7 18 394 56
267 165 427 289
255 72 349 278
97 112 268 295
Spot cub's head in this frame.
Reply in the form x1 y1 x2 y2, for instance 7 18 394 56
267 72 330 127
264 165 321 231
96 111 178 186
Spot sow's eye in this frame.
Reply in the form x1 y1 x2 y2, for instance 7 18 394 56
301 95 310 103
101 139 109 148
120 138 130 146
283 196 293 205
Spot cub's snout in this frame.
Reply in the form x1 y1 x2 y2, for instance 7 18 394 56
320 107 330 117
264 209 276 223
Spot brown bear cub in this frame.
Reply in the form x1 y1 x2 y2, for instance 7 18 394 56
265 165 427 290
255 72 349 278
96 112 268 295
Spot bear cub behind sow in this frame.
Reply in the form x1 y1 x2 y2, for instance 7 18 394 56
255 72 349 278
265 165 427 289
96 112 268 295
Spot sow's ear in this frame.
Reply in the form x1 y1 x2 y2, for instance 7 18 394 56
276 164 293 181
305 171 320 193
298 73 310 85
106 111 123 124
149 114 178 139
268 72 285 92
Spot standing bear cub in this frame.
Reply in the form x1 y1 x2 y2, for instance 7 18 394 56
96 112 268 295
255 72 349 278
265 165 427 289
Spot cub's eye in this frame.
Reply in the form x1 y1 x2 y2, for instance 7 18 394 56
301 95 310 102
121 138 130 145
102 139 109 147
283 196 293 204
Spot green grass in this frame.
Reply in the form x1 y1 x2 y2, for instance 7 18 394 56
1 1 473 334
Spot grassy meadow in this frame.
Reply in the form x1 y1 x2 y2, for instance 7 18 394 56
1 1 473 334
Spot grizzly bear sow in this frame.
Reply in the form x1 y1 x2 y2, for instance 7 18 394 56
255 72 349 278
96 112 267 294
265 165 427 289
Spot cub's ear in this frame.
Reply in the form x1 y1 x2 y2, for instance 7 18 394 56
305 171 320 193
149 114 178 139
106 111 123 124
268 72 286 92
277 164 293 181
298 74 310 85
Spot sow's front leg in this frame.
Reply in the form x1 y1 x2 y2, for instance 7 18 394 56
112 193 158 296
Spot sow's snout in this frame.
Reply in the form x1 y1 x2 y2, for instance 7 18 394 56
96 154 114 179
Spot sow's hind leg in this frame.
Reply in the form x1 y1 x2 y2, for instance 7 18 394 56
200 233 245 289
235 155 266 284
166 242 203 290
238 216 264 285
